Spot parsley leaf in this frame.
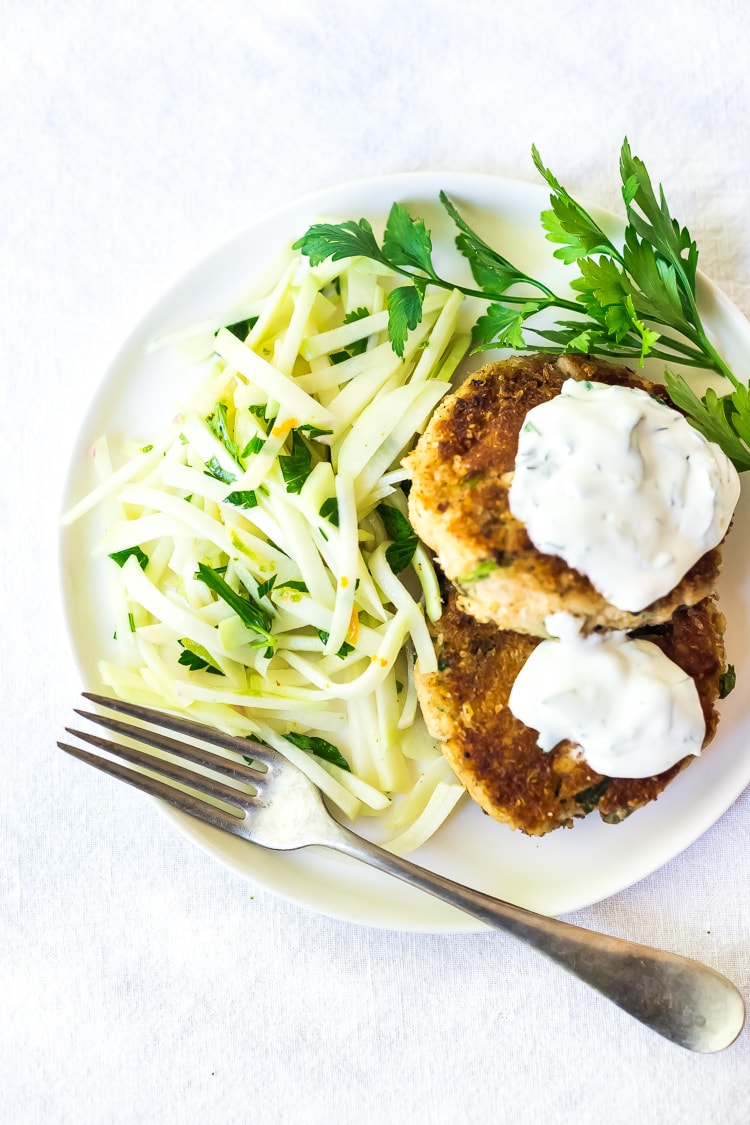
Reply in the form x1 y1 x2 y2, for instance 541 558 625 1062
223 490 259 509
292 218 385 266
256 574 277 599
275 579 308 594
570 256 629 320
319 497 339 526
108 545 149 570
473 301 542 351
316 628 355 659
621 228 690 332
223 316 258 341
344 306 370 323
330 308 371 364
278 430 312 493
719 664 736 699
382 202 436 274
532 144 618 263
248 403 275 432
284 731 351 772
341 307 371 357
195 563 275 649
387 283 424 358
619 138 699 295
207 402 244 469
664 371 750 472
294 211 436 357
378 503 418 573
242 435 266 457
297 423 333 439
177 640 224 675
440 190 545 295
204 456 236 484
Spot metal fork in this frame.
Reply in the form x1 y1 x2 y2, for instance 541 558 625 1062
59 692 745 1053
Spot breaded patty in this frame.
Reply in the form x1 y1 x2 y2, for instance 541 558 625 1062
406 353 723 636
416 591 727 836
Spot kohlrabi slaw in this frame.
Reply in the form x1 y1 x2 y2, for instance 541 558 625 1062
63 246 471 854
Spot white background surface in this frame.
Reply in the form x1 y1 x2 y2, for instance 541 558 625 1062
2 1 750 1122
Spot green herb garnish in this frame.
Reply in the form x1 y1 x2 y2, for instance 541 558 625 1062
108 545 149 570
377 503 418 573
204 456 236 484
223 490 258 509
341 308 373 360
207 402 244 469
256 574 277 599
316 628 355 659
460 470 485 489
662 378 750 472
719 664 736 699
223 316 258 341
295 139 750 470
177 640 224 675
278 429 313 494
457 559 500 584
275 579 309 594
329 307 371 363
319 497 340 526
248 403 276 433
294 213 430 358
298 424 334 439
242 435 266 457
195 562 275 650
573 777 612 813
284 731 351 772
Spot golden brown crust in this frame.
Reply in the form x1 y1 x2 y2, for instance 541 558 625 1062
415 591 726 836
406 354 722 635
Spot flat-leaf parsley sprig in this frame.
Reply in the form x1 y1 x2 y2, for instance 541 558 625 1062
294 207 461 358
294 140 750 471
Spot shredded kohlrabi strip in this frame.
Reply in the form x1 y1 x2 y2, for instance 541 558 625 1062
63 247 472 851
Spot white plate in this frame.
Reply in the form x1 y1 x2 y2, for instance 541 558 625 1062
59 172 750 932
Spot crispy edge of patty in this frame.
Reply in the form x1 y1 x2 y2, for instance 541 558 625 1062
415 592 727 837
405 353 723 636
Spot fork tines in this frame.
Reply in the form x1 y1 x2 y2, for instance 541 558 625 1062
58 693 275 835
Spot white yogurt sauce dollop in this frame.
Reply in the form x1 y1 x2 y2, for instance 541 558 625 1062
508 379 740 612
508 613 705 778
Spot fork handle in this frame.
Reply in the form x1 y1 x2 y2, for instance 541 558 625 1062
325 824 744 1052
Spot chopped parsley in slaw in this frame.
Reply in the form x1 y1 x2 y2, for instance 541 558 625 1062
64 245 471 853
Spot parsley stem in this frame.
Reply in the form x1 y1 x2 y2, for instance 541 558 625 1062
693 330 739 387
524 342 722 369
382 261 569 309
397 260 729 379
631 331 725 368
658 253 738 384
392 257 728 377
647 278 739 385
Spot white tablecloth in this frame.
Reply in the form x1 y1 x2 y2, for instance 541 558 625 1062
3 2 749 1122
